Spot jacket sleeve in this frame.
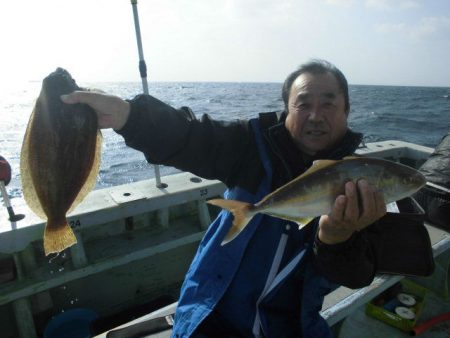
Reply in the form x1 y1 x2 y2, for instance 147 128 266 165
313 207 434 289
313 230 376 289
116 94 262 188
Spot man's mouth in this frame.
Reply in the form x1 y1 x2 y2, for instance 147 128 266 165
306 130 327 136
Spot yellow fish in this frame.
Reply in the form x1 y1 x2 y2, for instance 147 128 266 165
208 157 426 244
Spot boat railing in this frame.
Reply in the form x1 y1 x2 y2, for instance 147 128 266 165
0 172 225 338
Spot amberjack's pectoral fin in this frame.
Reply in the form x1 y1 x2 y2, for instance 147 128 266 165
265 212 315 230
294 217 315 230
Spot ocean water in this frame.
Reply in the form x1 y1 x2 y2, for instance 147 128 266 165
1 81 449 200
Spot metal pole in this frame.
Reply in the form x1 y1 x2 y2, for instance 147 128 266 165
0 181 24 222
130 0 163 188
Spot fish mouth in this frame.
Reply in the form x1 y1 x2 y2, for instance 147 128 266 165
43 68 77 94
412 171 427 188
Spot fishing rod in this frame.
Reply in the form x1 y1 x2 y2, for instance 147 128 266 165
130 0 164 188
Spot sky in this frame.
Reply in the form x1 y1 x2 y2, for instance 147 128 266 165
0 0 449 87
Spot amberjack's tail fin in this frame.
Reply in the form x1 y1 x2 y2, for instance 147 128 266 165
207 198 255 245
44 220 77 256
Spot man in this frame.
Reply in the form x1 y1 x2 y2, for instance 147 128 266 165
62 60 385 337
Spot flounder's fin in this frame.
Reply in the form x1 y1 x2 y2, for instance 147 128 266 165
207 198 254 245
20 109 47 219
44 221 77 256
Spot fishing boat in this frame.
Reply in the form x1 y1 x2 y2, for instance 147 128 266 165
1 139 449 338
1 1 449 336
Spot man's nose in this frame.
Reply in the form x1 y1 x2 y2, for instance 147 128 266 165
308 105 324 122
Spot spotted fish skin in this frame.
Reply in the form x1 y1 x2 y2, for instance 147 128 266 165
21 68 101 255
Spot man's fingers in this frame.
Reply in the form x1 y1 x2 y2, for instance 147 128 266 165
332 195 347 221
59 91 130 130
60 91 101 106
320 180 387 243
358 180 375 219
374 190 387 218
343 181 358 222
61 91 82 104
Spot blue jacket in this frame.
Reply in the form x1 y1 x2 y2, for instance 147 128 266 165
172 119 337 338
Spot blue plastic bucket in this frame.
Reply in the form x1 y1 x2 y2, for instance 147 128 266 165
43 308 98 338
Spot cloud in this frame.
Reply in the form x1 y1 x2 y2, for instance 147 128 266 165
375 16 450 41
366 0 391 10
411 16 450 40
325 0 356 6
399 0 420 9
326 0 420 10
375 22 407 34
365 0 420 10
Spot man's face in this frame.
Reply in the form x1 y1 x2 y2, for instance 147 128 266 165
285 71 348 156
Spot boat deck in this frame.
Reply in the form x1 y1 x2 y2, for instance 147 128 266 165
1 140 449 337
93 220 450 337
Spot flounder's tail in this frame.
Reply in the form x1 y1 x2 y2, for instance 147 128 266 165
207 198 255 245
44 221 77 256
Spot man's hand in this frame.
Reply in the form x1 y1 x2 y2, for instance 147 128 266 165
61 91 130 130
318 180 387 244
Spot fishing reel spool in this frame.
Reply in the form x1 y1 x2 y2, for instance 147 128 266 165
0 156 25 222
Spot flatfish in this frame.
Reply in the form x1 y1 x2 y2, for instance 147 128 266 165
20 68 101 255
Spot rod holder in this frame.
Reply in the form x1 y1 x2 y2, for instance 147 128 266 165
0 181 25 222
